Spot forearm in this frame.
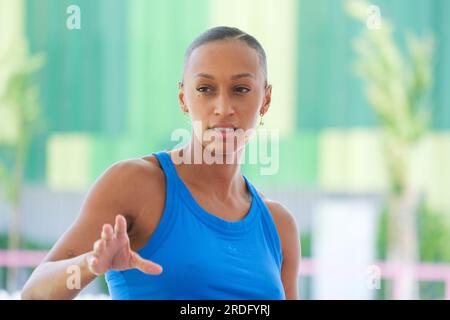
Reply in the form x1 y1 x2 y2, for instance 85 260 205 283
21 251 98 300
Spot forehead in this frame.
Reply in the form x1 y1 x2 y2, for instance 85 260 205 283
185 39 262 79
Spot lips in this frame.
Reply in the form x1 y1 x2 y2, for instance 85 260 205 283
209 122 237 130
211 127 235 133
207 125 237 140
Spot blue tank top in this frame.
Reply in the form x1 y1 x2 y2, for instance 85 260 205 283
105 151 285 299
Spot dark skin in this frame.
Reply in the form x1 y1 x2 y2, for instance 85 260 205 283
21 39 301 300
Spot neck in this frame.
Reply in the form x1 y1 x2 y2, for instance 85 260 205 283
170 138 248 202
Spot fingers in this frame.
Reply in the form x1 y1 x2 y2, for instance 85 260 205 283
99 215 126 241
88 237 106 276
131 252 163 275
114 214 127 239
86 253 101 276
89 223 112 274
101 224 113 242
93 239 106 257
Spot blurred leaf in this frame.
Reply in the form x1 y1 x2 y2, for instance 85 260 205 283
346 0 433 151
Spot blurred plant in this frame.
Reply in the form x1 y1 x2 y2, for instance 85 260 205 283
345 0 434 299
0 30 46 291
300 233 311 258
377 204 450 299
418 206 450 263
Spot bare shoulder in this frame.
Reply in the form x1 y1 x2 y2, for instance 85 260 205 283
92 157 164 211
136 155 166 197
258 192 298 231
258 192 301 299
114 155 163 182
258 192 301 261
114 155 166 223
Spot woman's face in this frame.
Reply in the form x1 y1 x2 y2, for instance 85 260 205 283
179 39 272 156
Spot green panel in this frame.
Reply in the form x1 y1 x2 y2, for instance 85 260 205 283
365 0 449 129
90 134 170 182
98 0 128 135
46 133 93 191
297 0 450 130
318 129 388 193
297 0 377 129
279 131 319 187
90 135 120 181
25 0 128 182
242 131 319 188
24 133 47 183
432 0 450 129
26 0 58 132
26 0 102 132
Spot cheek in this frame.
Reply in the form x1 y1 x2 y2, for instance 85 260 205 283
246 88 265 106
189 103 209 122
247 113 260 130
184 89 199 105
239 93 262 116
184 92 209 116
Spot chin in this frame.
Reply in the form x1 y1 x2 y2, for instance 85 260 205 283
206 141 246 156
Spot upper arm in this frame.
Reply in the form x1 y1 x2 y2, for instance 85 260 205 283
265 200 301 300
42 160 142 263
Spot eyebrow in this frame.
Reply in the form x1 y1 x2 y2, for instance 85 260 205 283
194 72 255 80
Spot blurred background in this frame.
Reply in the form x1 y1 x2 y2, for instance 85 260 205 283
0 0 449 299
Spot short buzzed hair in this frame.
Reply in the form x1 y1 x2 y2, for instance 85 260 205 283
182 26 268 85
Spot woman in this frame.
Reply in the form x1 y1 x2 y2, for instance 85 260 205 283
21 26 300 300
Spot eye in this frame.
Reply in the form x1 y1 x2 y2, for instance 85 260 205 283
234 86 251 93
197 86 213 93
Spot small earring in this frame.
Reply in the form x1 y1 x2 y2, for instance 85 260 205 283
259 114 264 126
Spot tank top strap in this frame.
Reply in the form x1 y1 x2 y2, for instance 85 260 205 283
152 151 177 179
241 176 283 270
242 175 257 198
138 150 178 257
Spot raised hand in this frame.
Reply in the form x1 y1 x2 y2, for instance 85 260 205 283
87 215 163 276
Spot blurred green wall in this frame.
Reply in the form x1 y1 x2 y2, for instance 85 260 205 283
22 0 450 213
298 0 450 129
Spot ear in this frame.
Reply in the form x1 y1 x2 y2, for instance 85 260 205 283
260 84 272 115
178 81 188 113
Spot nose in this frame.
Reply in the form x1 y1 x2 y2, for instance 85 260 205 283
214 93 235 116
